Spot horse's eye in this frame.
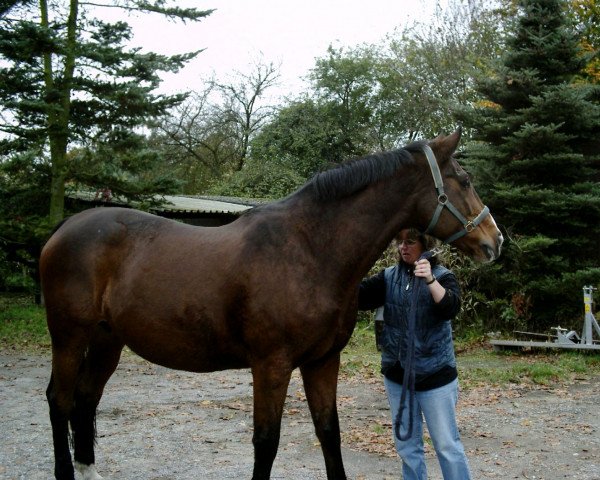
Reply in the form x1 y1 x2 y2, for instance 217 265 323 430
458 174 471 189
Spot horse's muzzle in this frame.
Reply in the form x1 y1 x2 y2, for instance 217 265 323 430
482 231 504 261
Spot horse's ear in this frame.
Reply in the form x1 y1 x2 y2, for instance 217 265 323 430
429 127 462 162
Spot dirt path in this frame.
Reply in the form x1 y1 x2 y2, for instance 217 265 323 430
1 350 599 479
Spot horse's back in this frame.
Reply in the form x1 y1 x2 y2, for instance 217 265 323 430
43 207 173 253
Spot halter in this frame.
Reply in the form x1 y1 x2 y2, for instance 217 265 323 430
420 144 490 244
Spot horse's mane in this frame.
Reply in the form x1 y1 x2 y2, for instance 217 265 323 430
306 141 426 201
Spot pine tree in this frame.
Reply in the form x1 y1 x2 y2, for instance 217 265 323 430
457 0 600 331
0 1 212 290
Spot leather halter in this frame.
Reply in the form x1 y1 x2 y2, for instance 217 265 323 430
420 144 490 244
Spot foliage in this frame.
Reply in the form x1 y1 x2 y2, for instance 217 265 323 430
0 150 53 293
457 0 600 332
153 60 281 194
0 1 212 287
0 249 36 292
206 156 305 200
250 97 354 179
247 0 508 196
378 0 511 144
569 0 600 82
309 45 380 157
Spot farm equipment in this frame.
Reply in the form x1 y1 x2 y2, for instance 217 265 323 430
490 286 600 352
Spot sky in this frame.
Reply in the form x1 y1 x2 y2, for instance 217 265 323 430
117 0 440 99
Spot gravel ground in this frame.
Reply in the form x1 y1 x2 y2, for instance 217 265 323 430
1 349 599 480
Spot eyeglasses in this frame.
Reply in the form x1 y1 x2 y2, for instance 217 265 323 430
397 239 418 246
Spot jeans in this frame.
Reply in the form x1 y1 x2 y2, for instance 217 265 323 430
384 376 471 480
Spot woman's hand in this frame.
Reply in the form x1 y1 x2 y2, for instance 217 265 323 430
414 259 445 303
413 259 434 283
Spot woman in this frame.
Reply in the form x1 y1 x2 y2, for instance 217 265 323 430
358 228 471 480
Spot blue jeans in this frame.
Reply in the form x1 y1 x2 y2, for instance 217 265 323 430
384 376 471 480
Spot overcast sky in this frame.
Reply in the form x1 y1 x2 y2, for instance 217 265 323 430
116 0 440 98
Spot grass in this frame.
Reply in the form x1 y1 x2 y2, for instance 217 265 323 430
340 322 381 377
2 294 600 389
342 320 600 390
0 293 50 348
458 347 600 388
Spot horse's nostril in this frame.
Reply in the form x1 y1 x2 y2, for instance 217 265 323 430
482 243 497 262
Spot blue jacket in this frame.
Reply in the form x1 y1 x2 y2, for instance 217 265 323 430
359 263 461 382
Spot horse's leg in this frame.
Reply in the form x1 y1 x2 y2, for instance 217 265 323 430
250 362 293 480
46 330 89 480
300 352 347 480
71 330 123 480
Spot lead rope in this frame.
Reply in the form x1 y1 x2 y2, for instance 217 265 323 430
393 250 435 442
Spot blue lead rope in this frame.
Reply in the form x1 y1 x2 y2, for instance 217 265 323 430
393 250 434 442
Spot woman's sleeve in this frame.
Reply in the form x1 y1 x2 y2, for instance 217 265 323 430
433 271 461 318
358 270 386 311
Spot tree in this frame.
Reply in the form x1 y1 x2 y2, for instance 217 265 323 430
309 45 379 158
212 60 280 171
307 0 508 155
1 1 212 222
154 60 280 194
0 0 212 291
457 0 600 331
247 0 507 193
250 98 349 179
152 87 239 194
569 0 600 82
376 0 511 146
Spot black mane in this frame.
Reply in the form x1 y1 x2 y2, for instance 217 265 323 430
307 141 426 201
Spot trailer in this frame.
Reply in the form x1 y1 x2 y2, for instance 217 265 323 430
490 286 600 352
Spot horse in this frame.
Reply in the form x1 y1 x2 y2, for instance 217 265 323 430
40 129 503 480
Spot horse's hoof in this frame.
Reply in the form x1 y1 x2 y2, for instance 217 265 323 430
75 462 104 480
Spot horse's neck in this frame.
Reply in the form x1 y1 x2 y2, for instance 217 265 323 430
293 176 420 285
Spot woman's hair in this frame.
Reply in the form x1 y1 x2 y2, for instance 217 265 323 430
396 228 439 265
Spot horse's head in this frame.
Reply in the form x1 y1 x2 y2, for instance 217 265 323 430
410 129 503 262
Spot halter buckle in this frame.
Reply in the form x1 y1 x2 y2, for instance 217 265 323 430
437 193 448 205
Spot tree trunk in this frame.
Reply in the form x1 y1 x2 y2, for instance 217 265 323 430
41 0 79 224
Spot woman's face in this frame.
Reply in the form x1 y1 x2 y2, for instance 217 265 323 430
396 230 425 266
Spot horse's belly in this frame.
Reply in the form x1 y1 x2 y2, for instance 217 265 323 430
114 320 248 373
126 339 248 373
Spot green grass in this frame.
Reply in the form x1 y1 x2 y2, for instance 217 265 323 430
342 321 600 389
340 322 381 377
0 294 50 347
457 348 600 387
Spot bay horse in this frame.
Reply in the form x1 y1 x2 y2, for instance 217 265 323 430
41 129 503 480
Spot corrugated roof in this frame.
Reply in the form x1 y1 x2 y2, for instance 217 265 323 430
155 195 252 214
67 191 255 215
